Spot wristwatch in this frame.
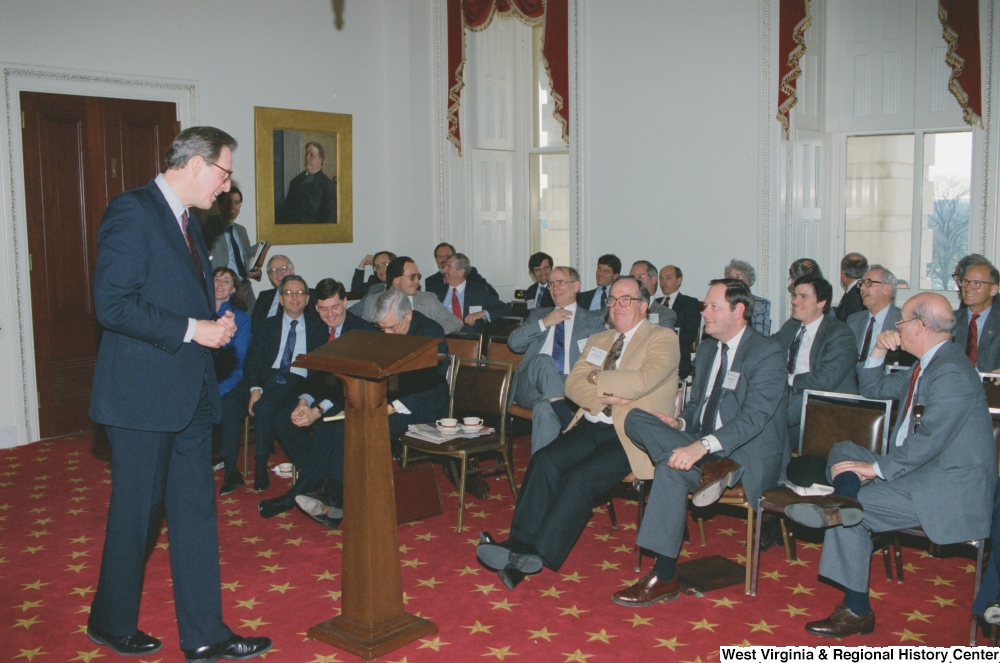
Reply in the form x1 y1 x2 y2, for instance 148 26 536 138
315 403 326 415
587 369 600 385
699 438 712 453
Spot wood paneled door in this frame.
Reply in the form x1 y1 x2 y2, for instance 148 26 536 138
21 91 177 439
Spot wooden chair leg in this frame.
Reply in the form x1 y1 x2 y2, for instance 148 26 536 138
780 518 797 562
877 535 893 582
635 481 647 573
894 532 904 583
400 445 409 468
607 501 618 530
500 447 517 497
750 505 763 596
697 517 707 546
743 504 754 595
456 455 467 532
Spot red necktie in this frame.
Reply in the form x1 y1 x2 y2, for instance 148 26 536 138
180 211 204 277
664 295 671 307
902 361 921 418
967 312 981 366
451 288 462 320
328 326 337 342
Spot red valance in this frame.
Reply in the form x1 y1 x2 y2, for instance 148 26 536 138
776 0 812 140
447 0 568 156
939 0 984 128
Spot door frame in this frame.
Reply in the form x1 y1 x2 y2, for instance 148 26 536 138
0 65 197 447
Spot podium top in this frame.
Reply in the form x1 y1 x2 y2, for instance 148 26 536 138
292 329 442 379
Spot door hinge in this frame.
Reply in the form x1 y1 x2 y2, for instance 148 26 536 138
110 157 117 179
21 110 25 130
28 254 33 271
36 391 41 406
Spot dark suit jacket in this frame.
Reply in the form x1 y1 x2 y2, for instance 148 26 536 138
277 169 336 224
251 286 318 334
664 292 701 378
300 312 376 410
525 282 555 308
242 311 329 390
350 269 383 297
90 180 220 431
858 340 996 544
836 282 865 322
577 286 609 311
681 328 789 505
953 301 1000 373
773 315 858 430
432 280 513 334
425 266 499 298
394 311 450 417
847 304 915 366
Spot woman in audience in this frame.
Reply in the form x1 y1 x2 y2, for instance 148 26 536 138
787 257 823 293
725 258 771 335
213 267 252 397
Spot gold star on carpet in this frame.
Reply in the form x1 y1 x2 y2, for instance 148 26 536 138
622 612 653 627
584 628 616 643
399 544 412 553
559 572 587 583
313 570 338 581
76 605 91 614
417 636 449 651
414 532 437 541
591 533 611 542
558 605 589 618
69 535 93 545
14 615 43 629
33 517 53 526
70 587 94 598
225 509 241 516
0 503 10 510
902 609 934 623
678 547 693 558
260 564 286 574
401 558 426 568
23 580 48 590
759 570 787 581
868 588 886 600
902 563 921 573
221 581 243 592
275 522 296 531
268 582 295 594
688 618 718 632
483 645 517 660
69 650 103 662
456 565 481 576
561 650 593 662
218 497 237 505
22 546 45 554
746 620 777 634
893 628 925 643
927 595 958 608
710 597 740 609
386 657 411 663
305 655 340 663
680 657 708 663
69 496 88 503
13 647 45 661
470 510 488 519
67 550 89 560
462 620 494 635
242 536 262 545
787 558 811 567
715 526 736 536
489 598 519 611
235 598 262 610
964 563 979 574
27 530 50 538
416 577 442 589
256 550 277 559
488 493 504 500
16 600 42 612
593 560 620 571
465 538 480 546
66 563 89 573
924 576 954 587
227 519 245 527
239 617 270 632
155 543 168 551
527 626 557 641
68 509 85 516
654 637 686 650
72 486 89 492
779 604 809 618
612 544 631 554
284 537 304 546
621 523 637 530
786 584 815 595
539 586 565 598
402 592 414 604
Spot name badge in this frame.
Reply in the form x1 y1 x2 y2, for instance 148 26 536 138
586 347 609 365
469 305 483 314
577 339 587 353
526 300 535 309
648 313 660 324
722 371 740 390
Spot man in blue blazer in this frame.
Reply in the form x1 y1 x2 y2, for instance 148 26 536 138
432 253 512 334
425 241 499 297
87 127 271 661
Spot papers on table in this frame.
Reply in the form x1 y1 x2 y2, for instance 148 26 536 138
406 423 495 445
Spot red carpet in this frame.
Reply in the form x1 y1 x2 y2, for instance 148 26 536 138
0 433 988 662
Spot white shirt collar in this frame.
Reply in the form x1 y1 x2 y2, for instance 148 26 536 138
803 315 824 337
717 324 748 356
154 173 186 220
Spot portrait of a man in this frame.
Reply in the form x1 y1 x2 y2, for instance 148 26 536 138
273 132 337 225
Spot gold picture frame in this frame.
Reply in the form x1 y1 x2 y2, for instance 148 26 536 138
254 106 352 245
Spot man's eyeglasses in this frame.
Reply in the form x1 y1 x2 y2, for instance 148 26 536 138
281 289 307 297
549 280 573 288
607 295 640 308
210 161 233 183
268 265 294 275
859 278 884 287
894 318 920 329
402 273 422 281
960 279 997 290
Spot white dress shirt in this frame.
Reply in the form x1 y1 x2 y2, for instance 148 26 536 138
690 325 747 452
267 312 308 380
155 174 199 343
788 316 824 385
537 303 577 375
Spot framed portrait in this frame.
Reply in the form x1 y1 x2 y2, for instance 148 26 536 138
254 106 352 245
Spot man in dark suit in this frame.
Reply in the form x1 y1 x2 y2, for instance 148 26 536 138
786 293 996 638
847 265 909 366
577 254 621 311
433 252 512 334
525 251 556 309
350 249 395 297
203 186 260 313
611 279 788 607
358 256 462 334
242 274 328 491
276 141 336 224
477 276 680 589
656 265 701 378
252 254 292 328
953 262 1000 373
86 127 271 661
629 260 678 330
508 266 606 452
425 241 499 297
836 252 868 322
254 278 376 516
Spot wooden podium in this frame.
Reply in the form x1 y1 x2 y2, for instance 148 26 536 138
293 330 440 660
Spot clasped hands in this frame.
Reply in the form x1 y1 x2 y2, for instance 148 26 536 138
649 411 708 472
193 310 236 349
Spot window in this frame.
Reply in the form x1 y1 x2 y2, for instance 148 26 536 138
845 130 972 291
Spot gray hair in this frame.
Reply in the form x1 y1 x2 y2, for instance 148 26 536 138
911 298 955 335
632 260 658 279
373 287 412 323
955 253 992 279
447 253 471 275
553 265 580 282
725 259 756 287
164 126 237 170
278 273 307 292
868 264 898 299
267 254 293 271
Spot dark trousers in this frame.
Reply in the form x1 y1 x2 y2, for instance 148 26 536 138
509 420 631 570
250 370 304 458
271 401 313 469
89 382 232 650
973 479 1000 616
219 381 250 472
273 416 345 497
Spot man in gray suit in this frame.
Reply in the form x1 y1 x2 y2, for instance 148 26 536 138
358 256 461 335
786 293 996 638
953 262 1000 373
205 187 260 313
508 266 606 452
612 279 788 607
847 265 908 366
773 275 857 444
629 261 677 331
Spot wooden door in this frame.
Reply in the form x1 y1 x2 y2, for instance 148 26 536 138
21 91 177 439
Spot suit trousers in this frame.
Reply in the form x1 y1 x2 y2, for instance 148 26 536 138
274 417 345 497
271 401 313 469
973 479 1000 616
508 420 631 570
89 382 232 650
513 355 568 455
250 370 305 458
219 381 250 472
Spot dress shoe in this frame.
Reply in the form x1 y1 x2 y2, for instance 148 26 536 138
257 494 295 518
443 460 490 499
785 494 864 529
295 494 343 530
984 601 1000 625
220 471 244 496
87 625 162 655
757 513 785 552
691 458 741 507
183 633 273 661
498 566 526 590
612 570 680 607
477 534 543 574
804 604 875 637
253 465 270 492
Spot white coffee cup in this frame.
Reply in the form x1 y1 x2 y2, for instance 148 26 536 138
436 418 458 429
463 417 484 427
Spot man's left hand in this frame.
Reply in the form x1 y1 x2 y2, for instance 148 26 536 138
830 460 877 481
464 311 487 326
600 396 633 406
217 309 237 333
667 441 708 472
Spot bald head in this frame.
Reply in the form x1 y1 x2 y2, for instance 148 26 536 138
900 292 955 356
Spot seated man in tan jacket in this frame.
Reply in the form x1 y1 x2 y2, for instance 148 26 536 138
476 276 680 588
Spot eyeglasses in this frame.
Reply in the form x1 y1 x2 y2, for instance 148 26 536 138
894 318 920 329
859 279 884 287
268 265 294 275
607 295 640 308
210 161 233 183
549 280 573 288
960 279 997 289
402 273 422 281
376 318 405 332
281 289 307 297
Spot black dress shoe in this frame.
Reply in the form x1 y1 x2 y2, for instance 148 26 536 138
498 567 525 589
258 494 295 518
220 471 244 496
183 633 273 662
87 625 162 655
477 540 543 574
804 604 874 637
253 465 270 492
758 513 785 552
294 494 343 530
785 494 864 529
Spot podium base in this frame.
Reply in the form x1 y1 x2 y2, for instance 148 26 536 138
307 613 438 661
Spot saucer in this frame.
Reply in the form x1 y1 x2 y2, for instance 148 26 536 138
436 426 458 433
461 424 484 433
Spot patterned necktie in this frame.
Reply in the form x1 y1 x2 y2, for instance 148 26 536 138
276 319 298 385
664 295 671 308
328 325 337 342
451 288 463 320
228 225 247 280
599 286 608 309
787 324 806 374
967 312 981 366
902 361 922 424
536 285 546 307
859 315 876 362
600 334 626 416
552 321 565 374
699 343 729 437
180 211 203 278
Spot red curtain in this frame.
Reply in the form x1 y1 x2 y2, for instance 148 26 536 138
447 0 568 156
939 0 983 128
776 0 812 140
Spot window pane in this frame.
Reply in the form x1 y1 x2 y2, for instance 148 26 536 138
845 134 915 289
530 153 570 266
533 27 566 148
919 131 972 291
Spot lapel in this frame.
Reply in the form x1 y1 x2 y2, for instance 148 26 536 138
462 281 480 315
982 303 1000 350
618 321 650 369
809 316 832 365
691 338 718 406
146 181 211 311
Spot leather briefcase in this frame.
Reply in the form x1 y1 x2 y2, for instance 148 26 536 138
394 462 444 524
